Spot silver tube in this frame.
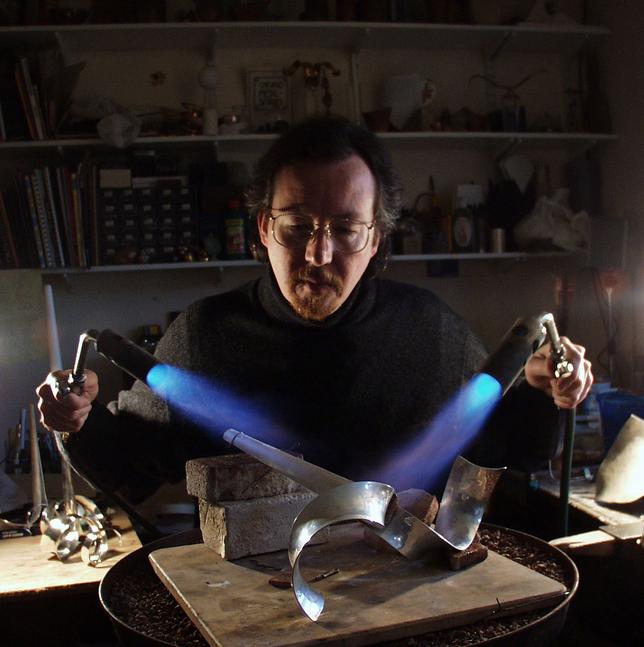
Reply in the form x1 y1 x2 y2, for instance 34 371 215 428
223 429 351 493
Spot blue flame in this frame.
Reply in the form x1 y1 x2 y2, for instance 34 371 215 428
370 373 503 491
146 364 295 448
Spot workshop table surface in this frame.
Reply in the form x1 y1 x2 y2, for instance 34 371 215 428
0 511 141 598
534 471 643 527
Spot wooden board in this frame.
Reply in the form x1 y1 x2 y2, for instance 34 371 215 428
0 512 141 598
149 525 566 647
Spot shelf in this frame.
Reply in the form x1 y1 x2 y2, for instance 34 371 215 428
0 131 617 152
38 251 578 275
41 259 261 274
0 21 610 54
390 251 577 262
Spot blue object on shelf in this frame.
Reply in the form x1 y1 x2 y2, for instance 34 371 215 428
596 391 644 451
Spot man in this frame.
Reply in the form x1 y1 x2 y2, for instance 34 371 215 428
37 116 593 505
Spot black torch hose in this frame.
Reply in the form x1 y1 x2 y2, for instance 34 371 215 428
559 408 576 537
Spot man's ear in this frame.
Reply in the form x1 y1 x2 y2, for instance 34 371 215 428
257 210 270 247
369 228 381 259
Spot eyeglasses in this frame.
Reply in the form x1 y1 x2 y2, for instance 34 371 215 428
269 213 376 255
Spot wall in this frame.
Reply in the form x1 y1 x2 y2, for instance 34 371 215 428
589 0 644 391
0 5 629 463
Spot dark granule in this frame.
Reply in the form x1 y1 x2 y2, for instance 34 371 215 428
107 526 572 646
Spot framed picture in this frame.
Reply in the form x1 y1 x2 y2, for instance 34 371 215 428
246 68 292 133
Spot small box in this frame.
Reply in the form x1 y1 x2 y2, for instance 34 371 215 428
159 214 175 230
135 187 155 202
120 215 138 231
100 203 117 216
141 230 157 245
101 217 117 230
159 186 176 200
141 216 157 231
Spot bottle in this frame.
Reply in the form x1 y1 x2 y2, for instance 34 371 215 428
139 324 162 354
224 199 246 259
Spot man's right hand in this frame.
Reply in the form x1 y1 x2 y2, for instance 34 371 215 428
36 369 99 434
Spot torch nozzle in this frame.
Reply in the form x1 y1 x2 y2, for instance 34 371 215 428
539 314 573 379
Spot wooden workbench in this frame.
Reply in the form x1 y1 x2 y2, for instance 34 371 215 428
0 511 141 597
0 511 141 645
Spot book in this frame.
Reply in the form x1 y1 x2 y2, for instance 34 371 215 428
70 170 86 267
19 57 45 140
13 65 37 140
51 166 72 266
0 100 6 140
41 166 67 266
21 172 46 268
0 73 29 139
9 176 39 267
56 166 77 266
89 163 99 266
28 171 56 267
0 191 19 268
62 167 80 266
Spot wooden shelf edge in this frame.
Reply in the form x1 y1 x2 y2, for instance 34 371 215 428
0 132 618 151
32 251 583 275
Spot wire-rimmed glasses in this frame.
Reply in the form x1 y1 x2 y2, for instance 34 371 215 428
269 213 376 255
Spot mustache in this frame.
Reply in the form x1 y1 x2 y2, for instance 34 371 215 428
291 267 343 295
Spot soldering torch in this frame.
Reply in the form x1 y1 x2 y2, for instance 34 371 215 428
54 328 163 399
477 311 574 394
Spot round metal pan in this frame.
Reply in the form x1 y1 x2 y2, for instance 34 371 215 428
99 524 578 647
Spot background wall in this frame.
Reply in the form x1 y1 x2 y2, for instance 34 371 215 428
589 0 644 392
1 1 641 464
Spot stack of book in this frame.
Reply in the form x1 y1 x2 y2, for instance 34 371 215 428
0 159 97 269
0 49 84 142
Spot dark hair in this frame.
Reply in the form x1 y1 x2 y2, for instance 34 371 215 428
245 114 402 276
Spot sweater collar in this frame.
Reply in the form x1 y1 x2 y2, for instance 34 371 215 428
257 265 376 328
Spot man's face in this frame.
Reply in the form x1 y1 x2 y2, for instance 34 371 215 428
258 155 380 322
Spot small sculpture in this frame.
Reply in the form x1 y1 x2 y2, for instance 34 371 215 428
284 60 341 116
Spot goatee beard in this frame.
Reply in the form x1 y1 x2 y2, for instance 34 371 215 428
290 267 344 321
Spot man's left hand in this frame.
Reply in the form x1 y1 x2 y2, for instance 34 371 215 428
524 337 594 409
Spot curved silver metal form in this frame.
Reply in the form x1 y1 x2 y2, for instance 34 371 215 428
40 495 111 565
225 429 506 619
434 456 505 549
289 481 396 621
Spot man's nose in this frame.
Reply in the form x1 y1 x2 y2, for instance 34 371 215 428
304 227 333 266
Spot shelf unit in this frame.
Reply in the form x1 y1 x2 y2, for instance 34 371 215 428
0 21 611 54
37 250 580 275
1 18 612 271
0 131 617 152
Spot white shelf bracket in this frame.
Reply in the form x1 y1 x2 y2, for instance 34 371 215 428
487 31 515 61
570 138 599 158
495 137 520 162
206 29 218 63
350 50 362 125
348 28 369 125
54 30 83 66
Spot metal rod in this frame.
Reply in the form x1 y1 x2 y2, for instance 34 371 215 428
223 429 350 493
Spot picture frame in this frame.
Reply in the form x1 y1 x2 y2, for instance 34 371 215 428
246 68 292 133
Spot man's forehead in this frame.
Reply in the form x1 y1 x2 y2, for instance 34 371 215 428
272 157 376 211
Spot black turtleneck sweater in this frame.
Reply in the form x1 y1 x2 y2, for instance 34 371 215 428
68 269 562 503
